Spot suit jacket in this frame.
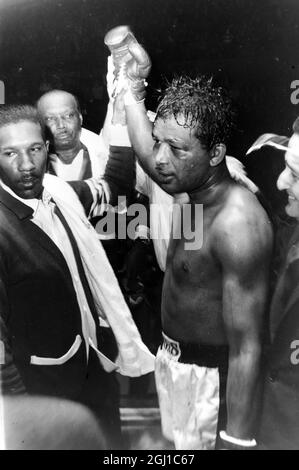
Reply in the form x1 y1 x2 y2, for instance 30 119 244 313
0 183 105 398
259 226 299 449
0 146 135 398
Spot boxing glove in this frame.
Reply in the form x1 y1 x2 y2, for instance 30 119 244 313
126 41 151 101
104 25 151 102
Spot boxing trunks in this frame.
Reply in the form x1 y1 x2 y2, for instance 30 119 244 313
155 332 228 450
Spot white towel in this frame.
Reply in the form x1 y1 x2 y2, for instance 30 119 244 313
43 173 155 377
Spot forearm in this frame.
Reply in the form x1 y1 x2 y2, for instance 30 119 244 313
226 345 262 439
104 145 135 206
100 100 114 149
69 145 135 217
125 101 155 175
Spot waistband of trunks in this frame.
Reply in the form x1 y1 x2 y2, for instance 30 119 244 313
161 331 229 369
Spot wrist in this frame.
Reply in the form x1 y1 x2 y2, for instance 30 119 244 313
219 430 257 450
124 88 146 107
109 124 131 147
134 224 151 243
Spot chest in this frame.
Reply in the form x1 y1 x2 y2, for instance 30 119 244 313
166 207 220 287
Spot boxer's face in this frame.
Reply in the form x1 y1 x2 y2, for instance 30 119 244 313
0 121 47 199
152 115 211 195
38 92 82 151
277 133 299 219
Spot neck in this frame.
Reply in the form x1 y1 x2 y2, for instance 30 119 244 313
189 162 232 206
55 141 82 164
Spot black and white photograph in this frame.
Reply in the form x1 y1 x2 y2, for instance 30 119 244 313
0 0 299 452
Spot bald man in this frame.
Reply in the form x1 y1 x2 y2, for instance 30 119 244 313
37 89 135 257
3 395 107 450
37 90 109 181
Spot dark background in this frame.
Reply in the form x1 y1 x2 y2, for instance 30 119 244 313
1 0 299 211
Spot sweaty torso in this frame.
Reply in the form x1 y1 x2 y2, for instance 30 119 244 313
162 201 226 345
161 182 269 346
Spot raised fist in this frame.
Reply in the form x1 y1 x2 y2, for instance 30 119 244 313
104 26 151 102
126 42 151 101
126 41 151 82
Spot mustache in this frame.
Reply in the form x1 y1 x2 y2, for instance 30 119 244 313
156 168 173 177
55 130 72 136
19 172 39 182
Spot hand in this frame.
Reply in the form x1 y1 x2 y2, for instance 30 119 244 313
104 26 151 102
127 42 151 83
125 42 152 102
106 54 130 103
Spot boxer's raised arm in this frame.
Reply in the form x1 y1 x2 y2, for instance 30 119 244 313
125 100 157 178
123 41 160 179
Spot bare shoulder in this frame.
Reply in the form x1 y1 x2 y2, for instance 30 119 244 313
212 185 273 270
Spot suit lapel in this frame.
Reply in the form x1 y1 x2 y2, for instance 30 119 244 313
273 260 299 337
271 245 299 341
0 185 33 220
0 185 71 275
21 216 71 273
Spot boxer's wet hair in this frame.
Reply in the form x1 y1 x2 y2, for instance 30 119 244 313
156 76 235 150
0 104 46 140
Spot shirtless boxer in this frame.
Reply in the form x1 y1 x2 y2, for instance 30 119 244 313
114 40 273 449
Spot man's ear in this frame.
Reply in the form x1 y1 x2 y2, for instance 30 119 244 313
79 113 83 126
45 140 50 152
209 144 226 167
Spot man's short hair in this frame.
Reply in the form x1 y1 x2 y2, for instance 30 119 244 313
0 104 46 140
156 75 235 150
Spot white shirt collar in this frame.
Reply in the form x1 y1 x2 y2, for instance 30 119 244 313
0 180 52 215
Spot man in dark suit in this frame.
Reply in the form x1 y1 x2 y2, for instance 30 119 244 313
258 117 299 449
0 104 152 449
